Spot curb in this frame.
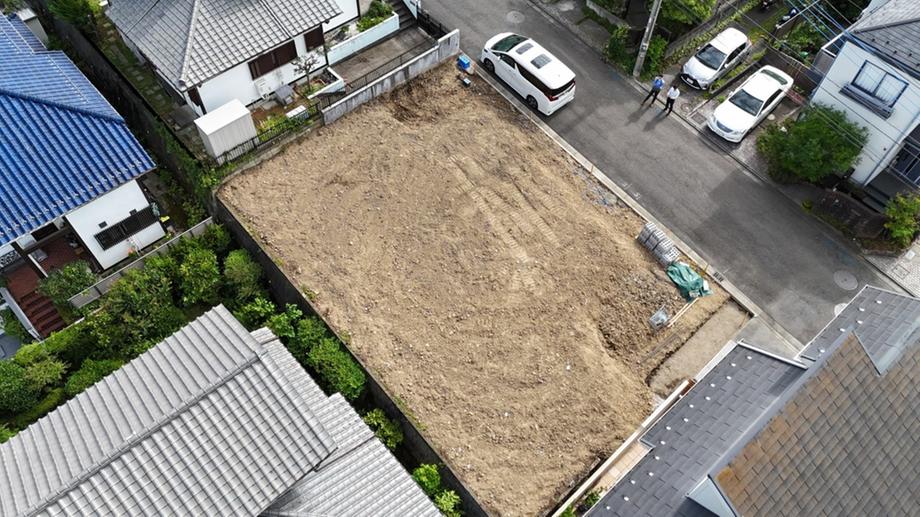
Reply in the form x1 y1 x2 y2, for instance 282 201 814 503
473 68 804 354
526 0 911 310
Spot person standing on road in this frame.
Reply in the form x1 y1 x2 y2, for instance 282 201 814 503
664 84 680 115
641 75 665 106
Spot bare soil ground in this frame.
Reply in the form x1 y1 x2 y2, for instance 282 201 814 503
220 63 728 516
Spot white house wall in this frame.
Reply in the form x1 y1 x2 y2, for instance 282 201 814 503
64 180 165 270
194 36 320 115
323 0 359 32
811 41 920 185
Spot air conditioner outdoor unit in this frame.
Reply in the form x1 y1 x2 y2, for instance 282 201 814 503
255 77 272 100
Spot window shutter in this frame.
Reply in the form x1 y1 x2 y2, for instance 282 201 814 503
304 28 324 50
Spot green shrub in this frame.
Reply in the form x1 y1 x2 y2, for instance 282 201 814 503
642 35 668 78
580 490 602 511
412 464 442 497
267 304 304 341
307 338 366 400
13 343 49 367
434 490 462 517
64 359 123 397
9 388 65 429
363 408 404 450
223 249 263 301
288 317 331 364
1 308 31 343
357 0 393 31
757 103 868 183
0 424 17 444
233 297 277 329
605 26 633 69
777 21 825 61
48 0 100 34
91 267 185 358
179 247 221 306
884 194 920 248
199 224 232 258
24 358 67 393
145 254 180 286
169 235 203 264
38 261 95 307
661 0 715 25
0 360 38 412
559 506 576 517
42 321 95 367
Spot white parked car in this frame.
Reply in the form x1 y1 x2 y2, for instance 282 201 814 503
708 66 793 143
681 27 751 90
480 33 576 115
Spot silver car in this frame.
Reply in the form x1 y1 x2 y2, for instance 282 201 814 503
681 28 751 90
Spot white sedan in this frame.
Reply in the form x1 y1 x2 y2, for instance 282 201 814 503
681 27 751 90
708 66 794 143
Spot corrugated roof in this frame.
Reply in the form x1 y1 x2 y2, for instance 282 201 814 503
588 344 806 517
850 0 920 73
0 14 154 246
106 0 342 91
0 306 439 516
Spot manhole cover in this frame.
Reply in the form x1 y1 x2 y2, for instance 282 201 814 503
833 270 858 291
557 0 576 11
691 113 707 125
767 113 776 121
506 10 525 23
834 303 848 316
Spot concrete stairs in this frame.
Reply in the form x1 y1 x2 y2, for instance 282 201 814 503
18 291 65 338
385 0 415 30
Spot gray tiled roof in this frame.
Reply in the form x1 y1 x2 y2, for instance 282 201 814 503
588 344 806 517
802 286 920 373
850 0 920 73
590 286 919 517
714 328 919 516
0 306 438 517
106 0 342 90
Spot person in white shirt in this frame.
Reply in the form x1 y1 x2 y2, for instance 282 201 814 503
664 85 680 115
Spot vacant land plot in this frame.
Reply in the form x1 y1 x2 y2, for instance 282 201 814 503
221 64 732 516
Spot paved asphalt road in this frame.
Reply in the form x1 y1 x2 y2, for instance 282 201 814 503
424 0 894 344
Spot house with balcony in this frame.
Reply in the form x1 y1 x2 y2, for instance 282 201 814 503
0 13 164 339
810 0 920 211
105 0 365 117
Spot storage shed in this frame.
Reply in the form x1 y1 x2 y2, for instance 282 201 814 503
194 99 257 161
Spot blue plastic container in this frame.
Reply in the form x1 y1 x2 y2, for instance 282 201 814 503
457 54 472 72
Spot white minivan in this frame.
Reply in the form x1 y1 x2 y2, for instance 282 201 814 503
480 33 576 115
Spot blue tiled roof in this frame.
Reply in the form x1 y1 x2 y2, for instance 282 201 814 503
0 14 154 245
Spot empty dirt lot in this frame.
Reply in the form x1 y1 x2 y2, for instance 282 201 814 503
221 64 733 515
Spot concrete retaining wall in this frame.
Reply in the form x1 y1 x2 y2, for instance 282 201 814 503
327 13 400 65
213 197 487 517
322 29 461 124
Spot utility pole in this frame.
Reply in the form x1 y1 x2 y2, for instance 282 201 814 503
633 0 665 78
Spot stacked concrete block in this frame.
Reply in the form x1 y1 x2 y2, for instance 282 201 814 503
637 222 679 266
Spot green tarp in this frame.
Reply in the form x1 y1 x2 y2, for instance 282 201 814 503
667 262 712 301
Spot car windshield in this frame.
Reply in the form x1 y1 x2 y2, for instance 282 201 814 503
695 44 726 70
492 34 528 53
761 69 789 85
729 89 764 116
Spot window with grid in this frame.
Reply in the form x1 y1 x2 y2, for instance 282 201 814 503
94 206 158 250
851 61 907 107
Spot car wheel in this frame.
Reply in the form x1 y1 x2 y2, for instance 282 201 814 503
483 59 494 73
526 96 538 110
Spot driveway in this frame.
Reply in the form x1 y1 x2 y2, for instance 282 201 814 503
423 0 895 344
